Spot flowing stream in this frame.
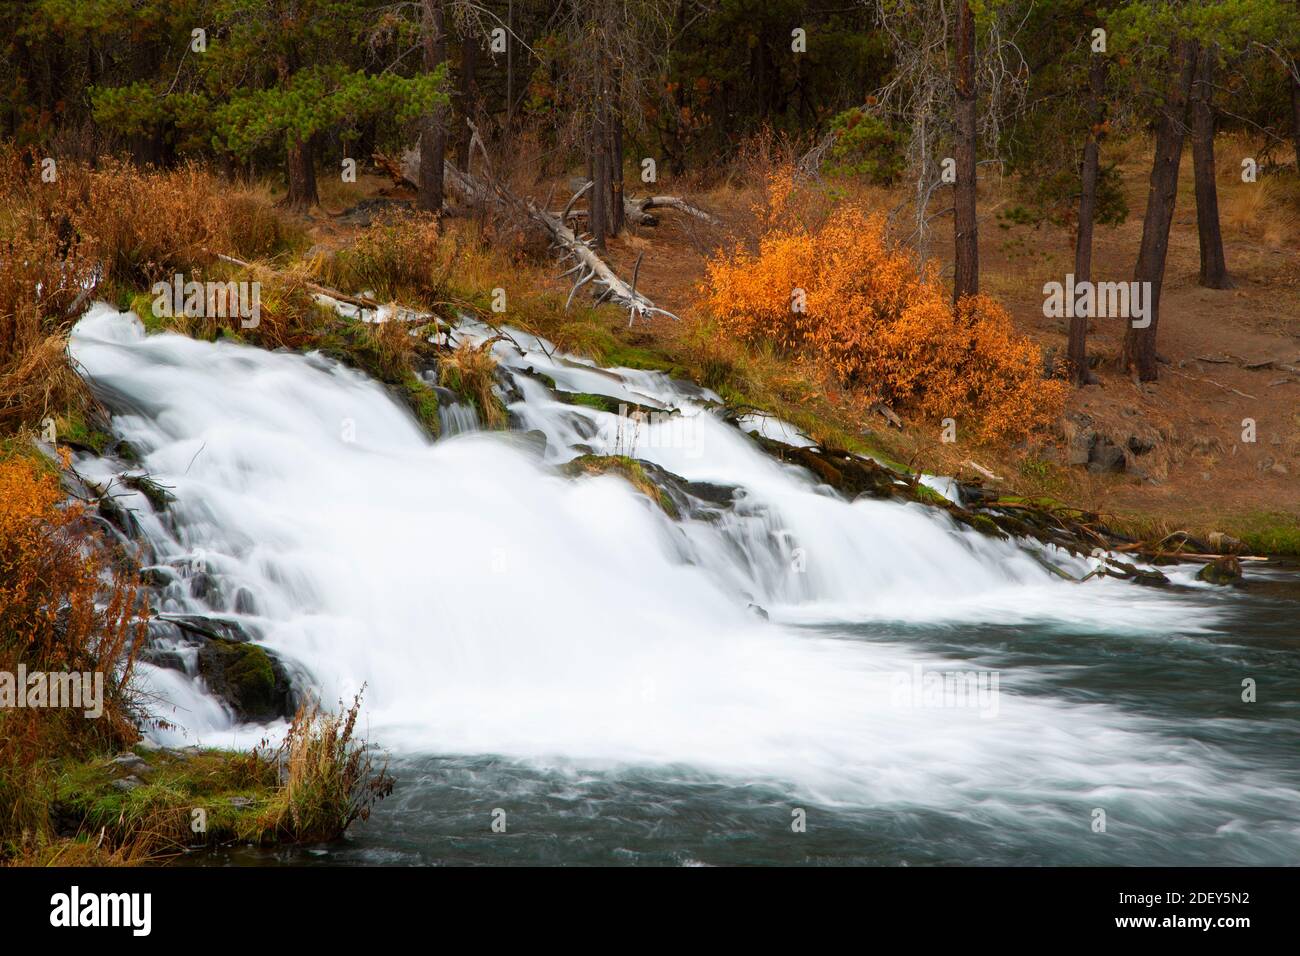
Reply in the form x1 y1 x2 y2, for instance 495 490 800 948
67 303 1300 865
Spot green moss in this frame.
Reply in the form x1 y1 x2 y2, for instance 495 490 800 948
226 642 275 702
54 409 113 455
402 374 442 438
53 747 281 848
966 514 1005 537
1109 509 1300 558
566 392 621 412
602 342 685 377
128 290 179 335
910 483 951 507
829 434 912 475
563 454 679 519
557 391 668 418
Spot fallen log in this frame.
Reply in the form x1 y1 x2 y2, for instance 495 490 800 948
530 191 678 323
563 199 658 227
632 194 721 226
374 150 677 324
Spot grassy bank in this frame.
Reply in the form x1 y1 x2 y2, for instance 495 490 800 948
10 695 392 866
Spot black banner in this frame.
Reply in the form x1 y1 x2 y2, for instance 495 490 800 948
0 866 1286 942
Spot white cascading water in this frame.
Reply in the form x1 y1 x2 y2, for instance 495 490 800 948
67 302 1282 829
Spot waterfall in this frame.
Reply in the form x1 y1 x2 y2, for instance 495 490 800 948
438 401 479 437
68 303 1264 820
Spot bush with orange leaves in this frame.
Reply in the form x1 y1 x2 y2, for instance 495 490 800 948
703 174 1067 444
1 453 147 849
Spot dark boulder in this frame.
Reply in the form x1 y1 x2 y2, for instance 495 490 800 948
1197 555 1243 586
196 638 295 723
1087 437 1126 474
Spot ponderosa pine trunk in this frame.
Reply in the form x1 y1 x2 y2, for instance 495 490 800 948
590 65 611 252
1070 53 1108 386
610 106 625 236
417 0 448 214
506 0 516 131
284 134 319 210
952 0 979 303
455 31 478 170
1122 38 1197 382
1191 45 1231 289
1291 71 1300 172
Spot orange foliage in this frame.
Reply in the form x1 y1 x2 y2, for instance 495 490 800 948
0 456 146 756
703 172 1067 443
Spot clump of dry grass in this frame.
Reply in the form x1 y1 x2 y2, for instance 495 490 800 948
1200 132 1299 248
439 339 507 428
0 147 305 433
261 693 394 843
1220 172 1300 248
320 212 455 306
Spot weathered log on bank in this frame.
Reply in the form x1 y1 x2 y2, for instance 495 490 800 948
376 149 677 324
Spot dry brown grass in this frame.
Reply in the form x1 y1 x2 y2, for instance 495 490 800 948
439 339 508 428
258 693 394 843
319 212 454 306
0 148 307 433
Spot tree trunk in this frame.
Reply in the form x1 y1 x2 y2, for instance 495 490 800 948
1070 53 1108 386
1191 45 1230 289
455 31 478 170
952 0 979 303
1291 70 1300 172
1122 38 1197 382
284 135 319 210
506 0 516 131
418 0 448 214
610 108 625 236
591 108 610 252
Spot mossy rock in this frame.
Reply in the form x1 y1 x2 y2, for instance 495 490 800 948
1197 555 1243 586
962 513 1009 540
910 483 953 507
399 374 441 438
748 434 900 500
563 454 681 519
53 410 114 455
557 390 665 418
196 639 292 723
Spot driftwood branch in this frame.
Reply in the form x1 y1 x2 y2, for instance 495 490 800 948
375 149 677 324
528 199 678 322
631 195 721 226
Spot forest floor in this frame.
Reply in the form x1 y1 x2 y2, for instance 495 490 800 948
299 135 1299 553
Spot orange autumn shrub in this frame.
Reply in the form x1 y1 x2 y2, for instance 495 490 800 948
703 172 1067 443
1 453 148 850
0 455 146 702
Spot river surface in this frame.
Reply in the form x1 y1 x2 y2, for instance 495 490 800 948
67 304 1300 866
